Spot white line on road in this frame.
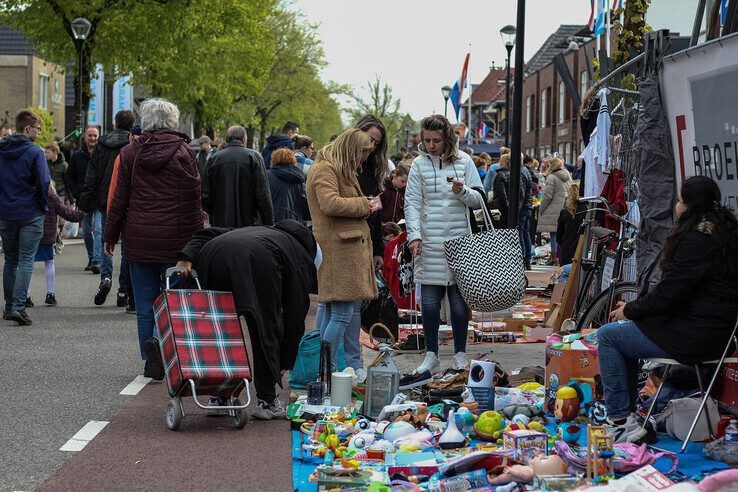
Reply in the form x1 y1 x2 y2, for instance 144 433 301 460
120 375 152 396
59 421 109 452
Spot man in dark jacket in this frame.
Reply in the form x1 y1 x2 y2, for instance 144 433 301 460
195 135 216 175
202 125 274 227
67 126 100 271
0 110 50 325
519 159 534 270
163 220 318 419
261 121 298 170
79 110 135 306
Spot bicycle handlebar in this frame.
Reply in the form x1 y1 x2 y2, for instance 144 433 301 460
578 196 638 230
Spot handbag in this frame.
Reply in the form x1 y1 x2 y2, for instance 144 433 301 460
656 393 720 442
288 330 347 389
361 271 399 342
444 203 526 312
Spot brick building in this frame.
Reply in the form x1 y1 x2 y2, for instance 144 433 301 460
0 25 65 134
461 67 512 141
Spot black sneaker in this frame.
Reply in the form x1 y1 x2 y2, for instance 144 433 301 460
25 297 34 308
7 309 32 326
90 262 100 274
606 413 657 445
45 293 57 306
94 278 112 306
116 292 128 307
143 337 165 381
399 370 434 390
85 260 93 271
126 304 136 314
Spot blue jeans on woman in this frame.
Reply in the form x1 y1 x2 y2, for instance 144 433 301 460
319 300 363 371
597 320 669 420
549 231 558 255
0 216 44 312
129 261 174 359
421 284 469 355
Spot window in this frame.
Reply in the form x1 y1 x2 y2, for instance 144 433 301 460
526 96 531 133
558 143 566 157
540 89 547 128
38 75 48 110
558 82 566 123
580 71 588 100
565 142 572 163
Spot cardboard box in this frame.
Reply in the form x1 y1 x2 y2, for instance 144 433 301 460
523 324 554 341
503 317 538 332
502 429 548 460
544 332 602 417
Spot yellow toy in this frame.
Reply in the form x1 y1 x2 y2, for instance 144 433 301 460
473 411 505 442
527 421 546 433
586 425 614 483
517 382 543 391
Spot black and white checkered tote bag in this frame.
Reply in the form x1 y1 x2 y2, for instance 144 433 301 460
444 205 526 312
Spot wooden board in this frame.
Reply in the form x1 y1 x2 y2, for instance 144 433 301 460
554 233 587 332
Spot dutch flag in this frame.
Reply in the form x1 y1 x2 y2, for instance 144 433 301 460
477 121 489 140
449 53 470 122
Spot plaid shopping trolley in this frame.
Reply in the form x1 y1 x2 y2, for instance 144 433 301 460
153 267 252 430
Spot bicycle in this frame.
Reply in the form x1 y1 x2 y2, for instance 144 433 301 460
563 196 639 331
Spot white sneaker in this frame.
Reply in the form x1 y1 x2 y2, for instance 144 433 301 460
415 352 440 375
452 352 468 371
252 398 287 420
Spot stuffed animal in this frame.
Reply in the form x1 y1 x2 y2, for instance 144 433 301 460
499 404 545 421
557 423 582 443
473 411 505 441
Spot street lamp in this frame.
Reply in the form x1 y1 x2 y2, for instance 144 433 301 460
441 85 452 118
500 24 516 148
71 18 91 146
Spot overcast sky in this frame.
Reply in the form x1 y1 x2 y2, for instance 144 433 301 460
291 0 591 122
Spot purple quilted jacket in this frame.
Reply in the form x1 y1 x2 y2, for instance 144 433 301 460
42 190 85 245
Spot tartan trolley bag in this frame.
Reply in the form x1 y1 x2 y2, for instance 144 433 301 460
153 267 252 430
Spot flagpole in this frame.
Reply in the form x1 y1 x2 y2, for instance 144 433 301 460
606 0 611 56
467 44 472 145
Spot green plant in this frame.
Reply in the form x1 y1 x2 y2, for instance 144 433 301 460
611 0 652 90
29 106 56 148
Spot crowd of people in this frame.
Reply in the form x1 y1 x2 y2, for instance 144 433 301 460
2 103 737 435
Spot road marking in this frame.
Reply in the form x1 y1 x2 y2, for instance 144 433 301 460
60 421 109 452
120 375 152 396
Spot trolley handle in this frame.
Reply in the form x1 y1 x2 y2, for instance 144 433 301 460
165 267 201 289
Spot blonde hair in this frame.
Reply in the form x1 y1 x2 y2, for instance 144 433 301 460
500 146 511 156
45 142 60 153
315 128 374 184
393 162 410 177
565 180 580 215
420 115 459 164
498 153 511 169
545 156 564 176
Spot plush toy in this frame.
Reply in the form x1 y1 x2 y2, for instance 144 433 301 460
511 414 531 426
527 421 546 433
517 382 544 391
554 386 580 422
348 432 376 450
499 404 545 421
473 411 505 441
557 423 582 444
487 465 536 485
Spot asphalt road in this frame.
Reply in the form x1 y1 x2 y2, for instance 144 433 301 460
1 240 547 491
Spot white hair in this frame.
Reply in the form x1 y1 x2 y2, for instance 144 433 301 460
140 98 180 131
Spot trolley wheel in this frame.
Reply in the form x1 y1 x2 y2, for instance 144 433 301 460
166 398 183 431
231 398 250 429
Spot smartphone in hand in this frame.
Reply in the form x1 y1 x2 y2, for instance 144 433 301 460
368 195 382 212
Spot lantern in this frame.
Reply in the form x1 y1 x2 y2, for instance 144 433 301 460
364 345 399 419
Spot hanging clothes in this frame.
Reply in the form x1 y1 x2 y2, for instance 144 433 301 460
600 168 627 235
581 88 611 197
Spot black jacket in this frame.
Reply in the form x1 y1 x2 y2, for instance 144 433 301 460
178 221 318 384
261 135 294 170
267 164 310 224
66 147 91 203
492 168 528 225
357 160 384 257
556 202 587 265
79 129 130 212
624 226 738 364
202 141 274 227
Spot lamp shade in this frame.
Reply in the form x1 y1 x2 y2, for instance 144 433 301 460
441 85 452 100
71 18 92 40
500 24 516 46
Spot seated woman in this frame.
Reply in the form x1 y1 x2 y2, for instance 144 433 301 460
598 176 738 443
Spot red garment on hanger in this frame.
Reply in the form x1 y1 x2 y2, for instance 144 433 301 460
600 168 627 235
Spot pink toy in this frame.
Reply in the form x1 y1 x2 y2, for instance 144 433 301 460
488 464 535 485
697 469 738 492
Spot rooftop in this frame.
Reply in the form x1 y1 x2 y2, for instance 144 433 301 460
524 24 591 76
0 24 35 56
464 67 513 106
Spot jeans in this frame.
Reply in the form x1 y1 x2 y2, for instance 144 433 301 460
319 300 362 371
421 284 469 355
558 264 572 283
518 208 532 265
549 231 558 255
82 211 102 264
98 212 113 280
0 216 44 312
597 320 669 420
129 261 173 360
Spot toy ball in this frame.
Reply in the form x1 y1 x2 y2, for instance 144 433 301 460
348 432 375 450
512 414 530 426
356 418 372 432
474 411 505 441
383 421 416 443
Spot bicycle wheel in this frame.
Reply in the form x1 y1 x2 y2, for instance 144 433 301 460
574 267 601 320
576 282 638 331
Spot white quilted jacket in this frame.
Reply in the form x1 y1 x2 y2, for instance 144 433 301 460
404 145 485 286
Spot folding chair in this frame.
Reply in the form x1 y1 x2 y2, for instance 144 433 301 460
642 315 738 453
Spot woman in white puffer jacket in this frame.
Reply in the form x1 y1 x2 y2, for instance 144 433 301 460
404 115 486 378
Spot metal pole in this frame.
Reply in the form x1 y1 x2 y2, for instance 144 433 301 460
77 40 84 148
691 0 708 46
508 0 525 229
504 44 513 147
444 98 449 118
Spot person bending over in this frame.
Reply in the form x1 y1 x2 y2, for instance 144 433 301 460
598 176 738 444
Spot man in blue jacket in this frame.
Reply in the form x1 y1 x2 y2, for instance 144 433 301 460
261 121 298 170
0 110 50 325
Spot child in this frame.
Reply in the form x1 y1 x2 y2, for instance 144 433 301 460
28 183 85 306
555 180 585 283
382 221 401 243
380 163 409 223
